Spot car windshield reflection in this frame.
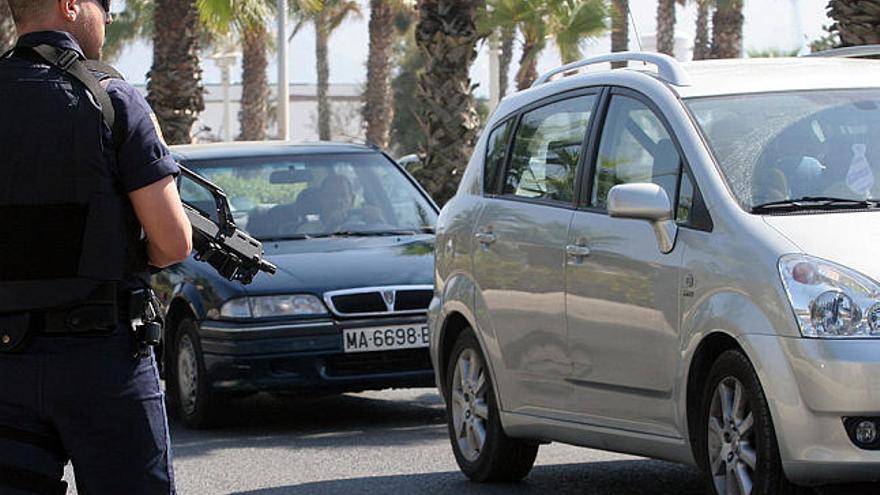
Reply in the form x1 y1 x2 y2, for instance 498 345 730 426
180 153 438 241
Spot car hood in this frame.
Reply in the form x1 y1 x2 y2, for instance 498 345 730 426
763 211 880 279
242 234 435 296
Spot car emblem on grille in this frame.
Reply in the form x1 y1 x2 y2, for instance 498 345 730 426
382 289 396 311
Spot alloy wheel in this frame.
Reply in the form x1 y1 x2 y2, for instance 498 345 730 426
450 348 490 462
177 334 200 416
708 376 758 495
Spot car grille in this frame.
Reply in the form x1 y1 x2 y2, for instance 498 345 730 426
324 348 432 377
324 286 433 317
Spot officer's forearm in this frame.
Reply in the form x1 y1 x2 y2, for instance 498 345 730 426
146 238 190 268
130 176 194 266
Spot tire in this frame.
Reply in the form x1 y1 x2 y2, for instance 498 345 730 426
167 317 220 429
445 330 538 482
696 350 811 495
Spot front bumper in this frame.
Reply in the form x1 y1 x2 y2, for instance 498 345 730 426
197 316 435 394
744 335 880 485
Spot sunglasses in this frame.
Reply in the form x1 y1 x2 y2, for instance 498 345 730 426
99 0 111 13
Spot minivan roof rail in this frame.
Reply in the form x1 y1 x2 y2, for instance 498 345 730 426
803 45 880 59
532 51 692 88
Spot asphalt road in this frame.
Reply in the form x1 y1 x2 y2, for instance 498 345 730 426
61 388 876 495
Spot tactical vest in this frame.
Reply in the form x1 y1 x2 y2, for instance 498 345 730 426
0 44 146 313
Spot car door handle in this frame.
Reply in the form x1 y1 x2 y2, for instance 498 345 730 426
475 232 497 245
566 244 591 257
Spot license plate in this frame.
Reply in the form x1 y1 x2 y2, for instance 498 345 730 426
343 324 430 353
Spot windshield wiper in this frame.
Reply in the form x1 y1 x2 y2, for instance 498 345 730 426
259 234 312 241
751 196 880 213
325 230 421 237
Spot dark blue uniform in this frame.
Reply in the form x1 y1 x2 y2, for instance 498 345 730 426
0 31 178 494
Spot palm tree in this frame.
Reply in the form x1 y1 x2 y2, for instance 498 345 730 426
1 0 16 51
828 0 880 46
482 0 549 91
709 0 743 59
610 0 629 67
294 0 361 141
198 0 274 141
148 0 205 145
498 26 514 97
414 0 483 205
655 0 676 56
692 0 711 60
546 0 607 64
363 0 414 149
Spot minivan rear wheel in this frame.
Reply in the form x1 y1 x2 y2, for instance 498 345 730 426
445 330 538 482
697 350 810 495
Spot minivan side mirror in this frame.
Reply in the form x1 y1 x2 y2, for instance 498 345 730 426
607 183 678 254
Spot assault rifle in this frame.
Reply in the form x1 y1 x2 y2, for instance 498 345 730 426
179 166 277 284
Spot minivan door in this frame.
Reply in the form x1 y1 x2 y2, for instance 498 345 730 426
564 91 685 437
473 93 598 415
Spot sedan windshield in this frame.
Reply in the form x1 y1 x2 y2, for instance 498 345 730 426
686 90 880 212
181 152 437 240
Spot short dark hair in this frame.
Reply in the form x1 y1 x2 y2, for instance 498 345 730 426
7 0 55 26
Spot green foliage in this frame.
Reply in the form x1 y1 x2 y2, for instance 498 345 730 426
197 0 273 34
809 24 842 53
480 0 607 63
292 0 361 37
390 33 423 155
546 0 608 63
746 47 800 58
209 172 305 205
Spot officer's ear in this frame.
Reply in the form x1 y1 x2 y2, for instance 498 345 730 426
57 0 79 23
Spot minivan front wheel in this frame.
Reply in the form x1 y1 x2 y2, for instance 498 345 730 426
698 350 808 495
446 330 538 482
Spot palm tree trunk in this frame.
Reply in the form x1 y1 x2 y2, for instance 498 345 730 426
0 0 16 52
239 23 269 141
693 0 711 60
611 0 629 68
363 0 395 148
498 26 514 98
147 0 204 145
515 38 539 91
414 0 482 206
316 11 331 141
828 0 880 46
709 0 743 59
656 0 676 56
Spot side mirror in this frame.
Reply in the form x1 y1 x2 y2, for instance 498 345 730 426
607 183 677 254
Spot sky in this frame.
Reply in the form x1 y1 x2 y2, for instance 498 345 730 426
110 0 833 98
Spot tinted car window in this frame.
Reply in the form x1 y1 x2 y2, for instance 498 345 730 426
503 95 595 203
677 169 694 225
592 95 681 210
186 153 437 240
484 120 513 195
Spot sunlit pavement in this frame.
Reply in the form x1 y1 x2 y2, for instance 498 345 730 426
62 388 875 494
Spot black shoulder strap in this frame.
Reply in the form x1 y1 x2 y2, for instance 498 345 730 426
23 44 120 132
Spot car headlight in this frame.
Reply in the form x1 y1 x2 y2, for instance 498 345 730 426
220 297 252 318
219 295 328 319
779 254 880 338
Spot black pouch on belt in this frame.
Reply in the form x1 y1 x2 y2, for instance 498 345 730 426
0 312 31 353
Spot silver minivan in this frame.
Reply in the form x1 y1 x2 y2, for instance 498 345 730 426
428 51 880 494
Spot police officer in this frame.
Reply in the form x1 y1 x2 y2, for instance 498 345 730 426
0 0 191 493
